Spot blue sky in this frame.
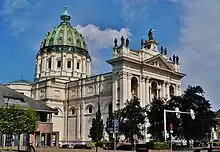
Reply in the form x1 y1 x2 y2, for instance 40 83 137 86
0 0 220 109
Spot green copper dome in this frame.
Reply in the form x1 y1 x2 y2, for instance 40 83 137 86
39 6 90 58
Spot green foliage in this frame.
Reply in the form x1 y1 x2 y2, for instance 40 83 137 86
0 104 38 134
147 85 217 142
213 142 220 146
88 142 96 148
146 98 167 141
153 142 169 150
108 97 147 145
88 102 104 144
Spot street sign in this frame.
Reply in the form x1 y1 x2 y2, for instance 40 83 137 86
106 118 119 133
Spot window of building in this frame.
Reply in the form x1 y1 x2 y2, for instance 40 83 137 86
48 60 51 69
72 108 75 115
77 62 80 69
57 60 61 68
88 106 93 114
67 61 71 68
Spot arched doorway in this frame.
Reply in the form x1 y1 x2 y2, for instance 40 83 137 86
151 81 157 99
131 77 138 97
169 85 175 97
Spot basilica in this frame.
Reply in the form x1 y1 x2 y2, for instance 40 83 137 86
5 7 185 145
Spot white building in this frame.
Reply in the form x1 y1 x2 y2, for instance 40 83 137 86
5 7 185 144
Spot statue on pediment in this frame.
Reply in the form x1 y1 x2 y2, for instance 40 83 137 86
176 56 179 64
121 36 125 46
160 46 164 54
126 38 129 47
141 39 144 47
172 55 176 63
148 28 154 40
114 38 117 47
164 48 167 55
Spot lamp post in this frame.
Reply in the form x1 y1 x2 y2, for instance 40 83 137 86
164 108 195 142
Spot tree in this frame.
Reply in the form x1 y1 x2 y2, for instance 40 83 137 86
89 101 104 152
0 104 38 150
146 97 180 141
146 98 166 141
168 85 217 143
111 97 147 149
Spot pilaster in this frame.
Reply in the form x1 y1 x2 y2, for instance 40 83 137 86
112 74 118 111
145 77 150 105
80 103 85 141
127 73 132 101
166 81 170 99
162 81 166 98
63 103 68 142
140 76 145 107
119 71 127 108
76 105 81 140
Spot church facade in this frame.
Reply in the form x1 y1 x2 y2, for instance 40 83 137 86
6 7 185 144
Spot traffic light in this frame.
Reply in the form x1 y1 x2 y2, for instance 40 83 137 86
175 107 180 119
190 109 195 120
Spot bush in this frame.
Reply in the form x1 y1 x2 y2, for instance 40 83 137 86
87 142 95 148
153 142 169 150
213 142 220 146
95 141 104 148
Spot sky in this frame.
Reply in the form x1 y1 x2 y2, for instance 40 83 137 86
0 0 220 110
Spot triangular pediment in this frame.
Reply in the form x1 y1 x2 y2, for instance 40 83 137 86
144 55 174 71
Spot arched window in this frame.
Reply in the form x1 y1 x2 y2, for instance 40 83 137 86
71 108 75 115
151 81 158 99
169 85 175 97
131 77 138 97
88 106 93 114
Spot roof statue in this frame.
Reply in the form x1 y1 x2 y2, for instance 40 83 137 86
148 28 154 40
141 39 144 47
114 38 117 47
126 38 129 47
121 36 125 46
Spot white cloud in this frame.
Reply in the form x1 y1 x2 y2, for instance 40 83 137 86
75 24 132 74
178 0 220 109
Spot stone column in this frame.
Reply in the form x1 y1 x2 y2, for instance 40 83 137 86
51 54 55 71
112 74 118 111
162 81 166 98
127 73 132 101
145 77 150 105
120 72 127 108
149 82 152 103
176 84 181 96
76 105 81 140
166 82 170 99
140 76 145 107
42 54 47 73
80 103 85 141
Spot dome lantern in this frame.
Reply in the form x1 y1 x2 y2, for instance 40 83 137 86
60 6 71 23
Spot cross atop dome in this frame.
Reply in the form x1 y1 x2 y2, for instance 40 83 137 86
60 6 71 23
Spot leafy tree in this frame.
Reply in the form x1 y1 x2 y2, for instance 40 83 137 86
112 97 147 149
89 101 104 152
0 104 38 150
146 98 166 141
168 85 217 142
